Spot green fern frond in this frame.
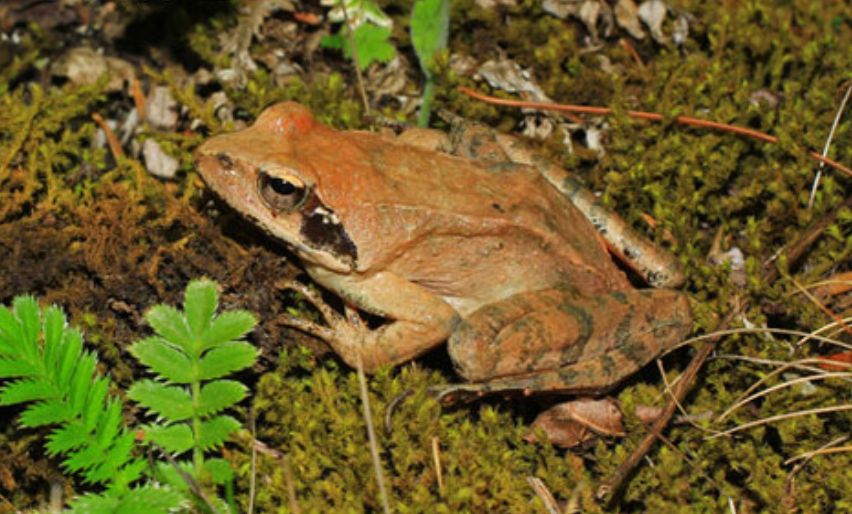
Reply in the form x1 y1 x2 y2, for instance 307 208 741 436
128 278 258 495
68 485 186 514
0 297 143 490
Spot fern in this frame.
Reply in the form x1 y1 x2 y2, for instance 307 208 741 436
0 296 184 513
128 279 257 494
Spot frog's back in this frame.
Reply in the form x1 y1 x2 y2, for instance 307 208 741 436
322 132 631 312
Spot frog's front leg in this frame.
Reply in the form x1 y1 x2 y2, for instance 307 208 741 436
282 266 461 372
439 287 691 401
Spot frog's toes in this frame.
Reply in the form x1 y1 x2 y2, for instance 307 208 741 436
275 313 336 342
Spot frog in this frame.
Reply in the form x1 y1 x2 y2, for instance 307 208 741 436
194 102 692 401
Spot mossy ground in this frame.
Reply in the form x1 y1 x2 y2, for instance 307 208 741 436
0 0 850 512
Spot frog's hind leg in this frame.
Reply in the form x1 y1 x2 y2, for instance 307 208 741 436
442 288 691 402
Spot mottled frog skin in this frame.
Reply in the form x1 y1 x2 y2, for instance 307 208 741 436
195 102 692 398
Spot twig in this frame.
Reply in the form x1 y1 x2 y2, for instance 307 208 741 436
783 436 849 511
340 1 370 115
526 476 561 514
459 86 852 178
357 354 392 514
250 439 302 514
790 277 852 337
808 81 851 208
708 404 852 438
155 442 221 514
784 438 850 465
717 371 852 422
598 195 850 503
131 78 147 122
596 307 740 502
91 112 124 159
431 436 444 497
248 410 257 514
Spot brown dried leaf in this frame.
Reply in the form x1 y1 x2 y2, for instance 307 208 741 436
525 398 625 448
615 0 645 39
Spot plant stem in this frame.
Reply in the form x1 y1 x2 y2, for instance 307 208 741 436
192 371 203 475
340 1 370 115
417 78 434 127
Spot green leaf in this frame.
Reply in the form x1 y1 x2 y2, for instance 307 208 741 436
203 457 234 484
94 397 123 449
13 296 40 361
320 33 343 50
143 423 194 454
153 461 193 492
198 341 257 380
0 358 39 378
202 310 256 351
20 400 73 426
69 486 185 514
42 306 67 371
0 378 56 406
0 306 20 356
127 380 192 421
69 352 97 414
83 376 109 431
346 24 396 71
183 279 218 339
115 486 185 513
411 0 449 75
46 423 89 454
64 443 103 473
68 493 119 514
197 415 240 451
129 337 193 383
86 431 136 484
57 328 84 389
197 380 248 417
144 305 193 353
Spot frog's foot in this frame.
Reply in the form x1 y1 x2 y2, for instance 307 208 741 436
275 279 367 354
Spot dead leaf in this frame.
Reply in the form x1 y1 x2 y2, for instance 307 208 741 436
638 0 669 44
51 47 134 92
615 0 645 39
525 398 625 448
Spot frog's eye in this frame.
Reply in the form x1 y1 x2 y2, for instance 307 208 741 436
258 172 308 212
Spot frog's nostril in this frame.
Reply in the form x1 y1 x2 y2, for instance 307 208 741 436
216 153 234 168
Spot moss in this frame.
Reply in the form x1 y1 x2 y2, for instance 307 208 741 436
0 0 850 510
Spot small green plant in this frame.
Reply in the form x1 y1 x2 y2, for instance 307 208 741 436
320 0 396 71
128 279 258 510
0 279 258 513
0 296 183 513
410 0 449 126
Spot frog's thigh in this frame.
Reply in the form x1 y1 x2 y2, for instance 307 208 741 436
307 267 461 372
447 288 691 393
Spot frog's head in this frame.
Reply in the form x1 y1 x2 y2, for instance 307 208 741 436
195 102 358 273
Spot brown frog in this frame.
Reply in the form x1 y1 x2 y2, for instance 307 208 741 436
195 102 692 400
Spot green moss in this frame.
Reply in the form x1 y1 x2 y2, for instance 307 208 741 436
0 0 849 510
